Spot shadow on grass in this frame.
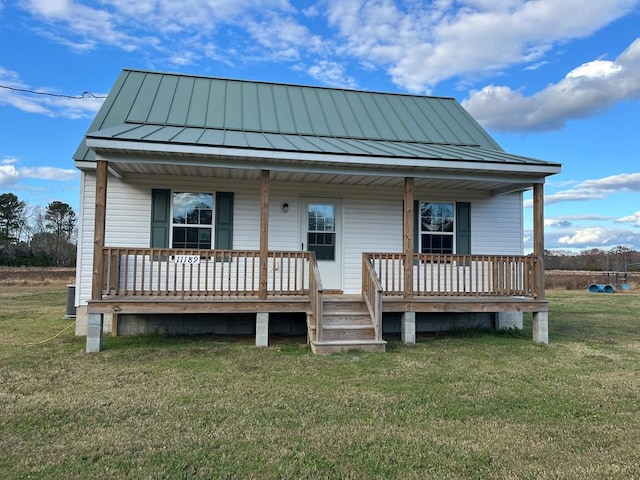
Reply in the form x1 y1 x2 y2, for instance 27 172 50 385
101 333 254 350
101 332 313 355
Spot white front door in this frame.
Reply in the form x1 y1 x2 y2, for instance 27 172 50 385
301 198 342 291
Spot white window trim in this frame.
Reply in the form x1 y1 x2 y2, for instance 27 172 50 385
419 200 456 254
170 191 215 249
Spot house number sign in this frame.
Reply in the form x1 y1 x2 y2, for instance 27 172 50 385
174 255 201 264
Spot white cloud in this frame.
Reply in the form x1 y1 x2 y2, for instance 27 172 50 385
463 38 640 131
0 67 106 118
24 0 140 52
26 0 70 17
20 167 77 182
526 226 640 250
545 214 615 228
246 14 323 61
535 212 640 250
18 0 640 94
524 172 640 207
308 61 358 89
0 163 19 186
578 172 640 192
566 60 623 79
558 227 615 245
545 219 573 228
21 0 303 58
0 157 78 187
325 0 639 92
552 227 640 249
617 212 640 227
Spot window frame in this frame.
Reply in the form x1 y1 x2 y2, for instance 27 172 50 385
418 200 456 255
170 191 215 250
306 202 336 261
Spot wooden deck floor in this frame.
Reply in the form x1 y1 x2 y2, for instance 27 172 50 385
88 293 547 315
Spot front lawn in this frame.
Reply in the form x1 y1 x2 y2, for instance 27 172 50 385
1 285 639 479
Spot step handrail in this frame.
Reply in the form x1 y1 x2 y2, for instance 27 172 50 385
362 253 383 341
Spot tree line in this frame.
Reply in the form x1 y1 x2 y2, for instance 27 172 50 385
0 192 77 266
544 246 640 272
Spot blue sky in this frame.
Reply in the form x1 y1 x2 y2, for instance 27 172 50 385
1 0 639 252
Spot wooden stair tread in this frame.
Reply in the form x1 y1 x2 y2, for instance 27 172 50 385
323 324 375 330
313 339 386 345
310 339 387 354
308 295 383 353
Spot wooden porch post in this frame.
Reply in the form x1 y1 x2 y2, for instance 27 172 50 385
532 182 549 343
259 170 270 300
533 183 545 300
403 177 414 299
91 160 108 301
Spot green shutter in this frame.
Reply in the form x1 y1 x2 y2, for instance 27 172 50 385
456 202 471 254
215 192 234 249
150 189 170 248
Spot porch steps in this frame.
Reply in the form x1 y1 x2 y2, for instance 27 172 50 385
309 297 386 354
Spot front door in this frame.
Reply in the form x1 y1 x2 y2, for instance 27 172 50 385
301 198 342 292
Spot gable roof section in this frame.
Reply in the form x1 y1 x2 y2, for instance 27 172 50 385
75 69 560 176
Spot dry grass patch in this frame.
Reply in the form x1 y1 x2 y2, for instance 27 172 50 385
545 270 640 291
1 287 640 479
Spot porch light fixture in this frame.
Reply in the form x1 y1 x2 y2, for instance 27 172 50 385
281 202 289 213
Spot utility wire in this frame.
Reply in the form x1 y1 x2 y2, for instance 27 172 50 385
0 84 107 99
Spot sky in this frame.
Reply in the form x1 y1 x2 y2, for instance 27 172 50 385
0 0 639 252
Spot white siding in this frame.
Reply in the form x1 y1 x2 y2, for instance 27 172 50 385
77 173 524 302
470 192 523 255
75 171 93 306
342 194 403 293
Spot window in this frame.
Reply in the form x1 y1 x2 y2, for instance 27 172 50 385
420 202 454 254
307 203 335 260
172 192 213 249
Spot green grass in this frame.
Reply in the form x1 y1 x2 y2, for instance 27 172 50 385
1 285 640 479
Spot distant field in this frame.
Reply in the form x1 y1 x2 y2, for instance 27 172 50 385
1 281 639 479
0 266 75 286
545 269 639 291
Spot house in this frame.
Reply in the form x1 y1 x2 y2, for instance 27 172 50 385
73 69 560 354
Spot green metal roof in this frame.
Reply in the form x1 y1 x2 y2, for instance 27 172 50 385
86 123 554 166
74 69 560 174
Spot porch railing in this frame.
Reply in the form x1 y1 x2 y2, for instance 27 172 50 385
99 248 539 303
308 253 324 342
366 253 540 298
100 248 312 298
362 253 383 341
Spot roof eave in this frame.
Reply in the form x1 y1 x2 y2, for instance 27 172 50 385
83 137 562 177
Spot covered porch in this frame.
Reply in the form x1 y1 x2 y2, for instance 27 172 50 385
82 151 551 354
84 159 549 353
